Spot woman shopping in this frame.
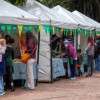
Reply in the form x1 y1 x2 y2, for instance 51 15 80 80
4 36 15 92
86 36 95 77
0 30 6 95
24 31 37 90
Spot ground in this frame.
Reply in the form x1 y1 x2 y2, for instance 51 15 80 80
1 73 100 100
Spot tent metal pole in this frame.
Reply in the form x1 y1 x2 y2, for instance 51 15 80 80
36 31 40 86
50 29 53 84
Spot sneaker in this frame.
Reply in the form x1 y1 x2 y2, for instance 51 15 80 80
70 77 76 80
86 74 90 78
0 92 5 96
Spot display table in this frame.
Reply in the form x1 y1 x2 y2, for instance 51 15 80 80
13 62 38 80
52 58 70 79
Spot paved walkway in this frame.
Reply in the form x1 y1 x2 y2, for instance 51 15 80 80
1 72 100 100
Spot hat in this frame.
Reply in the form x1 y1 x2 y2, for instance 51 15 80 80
64 39 69 43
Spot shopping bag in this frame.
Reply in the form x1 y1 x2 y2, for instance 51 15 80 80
21 53 31 64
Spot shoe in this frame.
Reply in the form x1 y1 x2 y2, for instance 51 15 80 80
86 74 90 78
10 86 15 92
70 77 76 80
0 92 5 96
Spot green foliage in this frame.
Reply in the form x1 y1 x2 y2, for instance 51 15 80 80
5 0 27 6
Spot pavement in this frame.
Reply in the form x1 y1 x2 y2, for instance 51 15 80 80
1 72 100 100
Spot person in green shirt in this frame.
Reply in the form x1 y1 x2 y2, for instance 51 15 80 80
52 37 62 58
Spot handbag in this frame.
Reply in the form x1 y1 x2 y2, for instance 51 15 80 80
21 45 36 64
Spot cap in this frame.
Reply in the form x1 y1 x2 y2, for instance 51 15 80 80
64 39 69 43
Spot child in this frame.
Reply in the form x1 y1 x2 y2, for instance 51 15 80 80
77 49 83 77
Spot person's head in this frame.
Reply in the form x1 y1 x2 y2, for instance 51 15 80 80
0 30 4 39
56 37 61 45
52 35 57 41
26 31 37 45
88 36 95 46
5 35 11 44
64 39 69 48
9 38 15 45
96 34 100 39
77 49 81 54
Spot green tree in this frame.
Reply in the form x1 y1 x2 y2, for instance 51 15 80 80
5 0 27 6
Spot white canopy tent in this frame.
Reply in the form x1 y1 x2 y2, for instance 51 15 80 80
72 10 100 31
20 0 78 29
52 5 94 31
20 0 81 82
72 10 100 53
0 0 40 25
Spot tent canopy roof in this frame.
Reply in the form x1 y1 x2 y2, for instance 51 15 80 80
52 5 94 30
0 0 40 25
21 0 78 29
72 10 100 31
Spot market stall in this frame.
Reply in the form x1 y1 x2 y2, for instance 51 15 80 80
20 0 81 82
0 0 41 85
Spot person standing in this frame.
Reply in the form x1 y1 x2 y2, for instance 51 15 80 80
0 30 6 95
4 37 15 92
86 36 95 77
94 34 100 72
24 31 37 90
64 39 77 80
77 49 83 77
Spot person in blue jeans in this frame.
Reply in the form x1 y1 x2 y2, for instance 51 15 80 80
0 30 6 95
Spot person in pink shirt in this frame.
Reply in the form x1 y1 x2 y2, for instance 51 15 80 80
64 39 77 79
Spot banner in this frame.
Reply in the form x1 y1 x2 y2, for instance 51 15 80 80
12 25 17 35
70 29 72 36
23 25 28 34
7 25 12 36
1 24 6 32
39 25 42 34
43 25 48 35
28 25 33 32
61 28 64 35
18 25 23 36
53 26 55 34
33 25 38 34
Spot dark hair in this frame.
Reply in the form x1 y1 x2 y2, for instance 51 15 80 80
56 37 62 43
5 35 11 44
26 31 37 45
9 38 15 44
0 30 4 39
77 49 81 53
52 34 57 39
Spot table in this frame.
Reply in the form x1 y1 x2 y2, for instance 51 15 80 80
52 58 70 79
13 62 38 80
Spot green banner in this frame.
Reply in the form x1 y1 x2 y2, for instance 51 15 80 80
23 25 28 34
43 25 48 35
12 25 17 35
1 24 6 32
7 25 12 36
66 29 68 35
86 30 89 37
64 29 66 35
33 25 38 34
28 25 33 32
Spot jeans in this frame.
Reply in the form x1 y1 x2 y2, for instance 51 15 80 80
87 55 93 75
96 55 100 72
70 60 76 77
0 76 4 94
